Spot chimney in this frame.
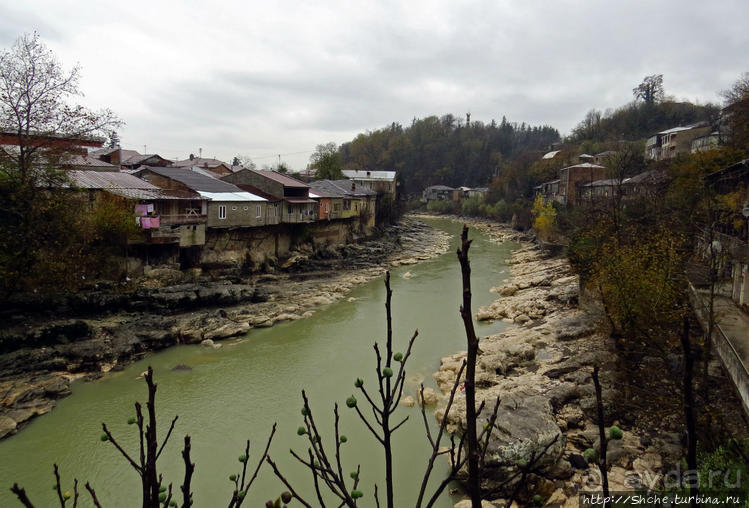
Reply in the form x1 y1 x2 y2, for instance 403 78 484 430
189 153 194 160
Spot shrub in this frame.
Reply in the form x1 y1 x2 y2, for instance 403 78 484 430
608 426 623 440
583 447 598 463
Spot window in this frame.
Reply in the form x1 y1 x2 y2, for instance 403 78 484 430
256 205 261 218
243 206 249 211
231 206 237 211
218 205 227 219
287 205 292 214
324 203 329 213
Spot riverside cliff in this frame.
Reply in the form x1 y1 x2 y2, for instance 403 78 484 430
0 217 450 440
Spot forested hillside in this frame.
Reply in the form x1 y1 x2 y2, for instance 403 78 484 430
339 115 560 195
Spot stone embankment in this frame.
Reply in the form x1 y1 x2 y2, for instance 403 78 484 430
433 227 683 508
0 217 450 440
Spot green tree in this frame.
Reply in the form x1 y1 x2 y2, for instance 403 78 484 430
310 142 343 179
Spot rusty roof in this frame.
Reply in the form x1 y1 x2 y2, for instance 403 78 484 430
246 169 309 188
66 170 201 200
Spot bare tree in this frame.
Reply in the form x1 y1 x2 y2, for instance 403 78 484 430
271 257 504 507
232 155 257 170
0 32 122 293
0 32 121 178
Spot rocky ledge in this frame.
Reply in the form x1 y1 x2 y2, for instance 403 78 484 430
0 217 451 440
433 241 683 507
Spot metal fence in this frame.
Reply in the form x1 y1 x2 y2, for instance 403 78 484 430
688 281 749 417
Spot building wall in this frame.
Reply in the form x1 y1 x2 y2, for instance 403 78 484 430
565 166 607 205
223 171 284 198
206 201 268 228
282 202 317 223
661 126 712 159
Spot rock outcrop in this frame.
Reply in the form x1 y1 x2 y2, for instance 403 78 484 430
434 238 677 504
0 217 451 440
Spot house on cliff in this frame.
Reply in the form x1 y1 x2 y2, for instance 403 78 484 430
135 166 268 229
221 169 317 224
308 180 345 220
645 123 713 161
341 169 397 198
65 170 207 247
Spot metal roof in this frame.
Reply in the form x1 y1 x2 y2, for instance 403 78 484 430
542 150 560 159
309 180 346 198
285 197 317 204
560 163 606 170
198 191 267 202
64 155 119 168
139 166 245 193
342 169 396 181
328 179 377 197
67 170 157 189
246 169 310 188
231 183 281 202
173 157 231 168
66 170 201 200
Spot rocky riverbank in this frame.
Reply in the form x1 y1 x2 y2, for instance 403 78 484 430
0 216 450 440
433 228 685 508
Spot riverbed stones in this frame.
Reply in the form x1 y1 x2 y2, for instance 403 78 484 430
417 387 440 406
401 395 416 407
453 500 497 508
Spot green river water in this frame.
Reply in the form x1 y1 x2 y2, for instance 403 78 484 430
0 218 517 507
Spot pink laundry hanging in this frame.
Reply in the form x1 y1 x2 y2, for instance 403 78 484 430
141 217 151 229
150 216 160 228
135 204 149 216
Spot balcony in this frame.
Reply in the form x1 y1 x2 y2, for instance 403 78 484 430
159 214 207 226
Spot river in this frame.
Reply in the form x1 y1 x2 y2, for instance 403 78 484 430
0 218 517 507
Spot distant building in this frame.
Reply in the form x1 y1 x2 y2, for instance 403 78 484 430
534 179 560 200
577 170 669 201
558 163 607 205
90 147 172 169
542 150 561 160
645 123 713 161
422 185 455 202
173 155 234 175
691 132 720 153
341 170 397 198
592 151 618 165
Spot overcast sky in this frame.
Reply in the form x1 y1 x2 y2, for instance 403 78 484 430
2 0 747 169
